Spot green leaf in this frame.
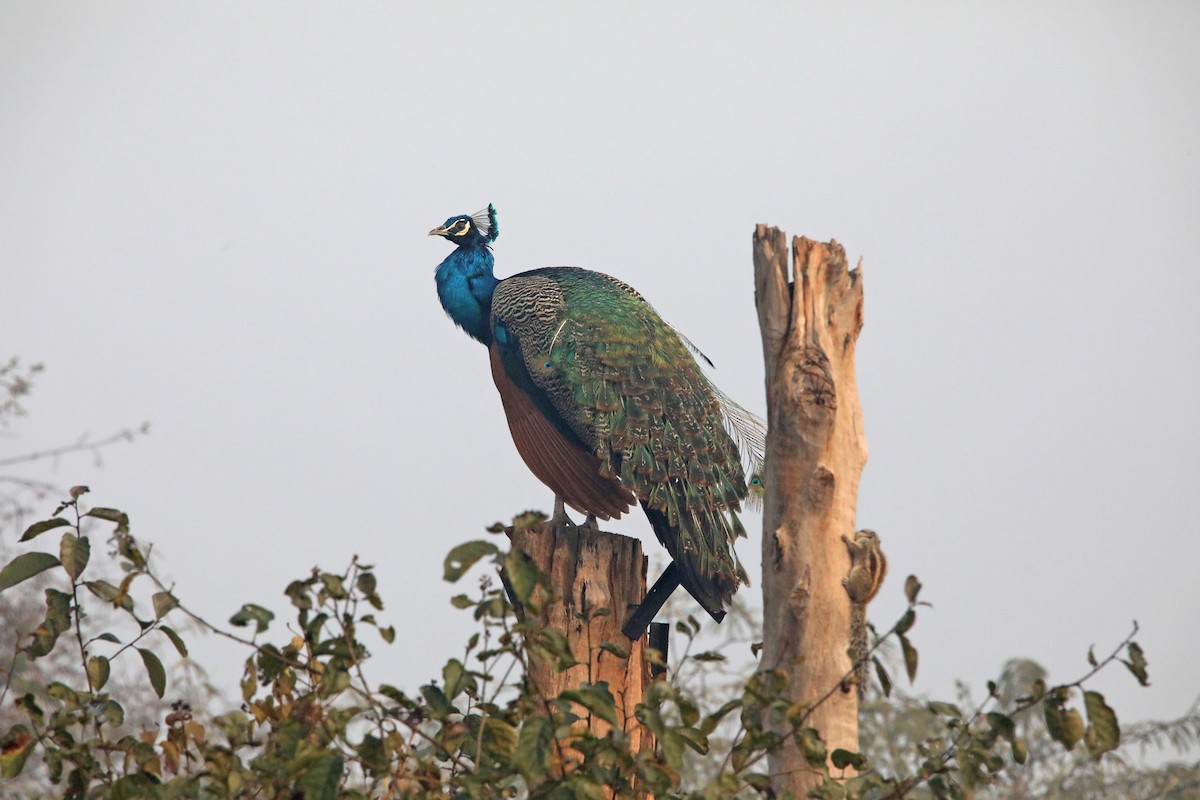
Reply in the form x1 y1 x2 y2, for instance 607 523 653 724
659 728 686 769
927 701 960 718
1122 642 1149 686
794 727 827 768
0 551 61 592
700 698 742 735
420 683 451 717
559 682 619 726
443 658 467 701
533 628 578 669
831 748 867 771
256 644 288 684
515 715 554 784
504 547 544 604
59 533 90 581
1011 739 1028 764
356 571 377 596
84 579 133 612
24 589 72 658
296 752 343 800
0 727 36 778
675 726 709 754
138 648 166 698
20 518 71 542
449 593 474 609
483 716 518 760
443 540 498 582
1083 690 1120 758
895 608 916 635
240 657 258 702
85 507 127 523
86 580 119 601
678 696 699 727
987 712 1016 743
100 699 124 728
904 574 922 604
599 641 629 659
107 774 156 800
1044 699 1084 750
873 657 892 698
743 773 772 792
285 579 313 610
152 591 178 619
899 633 918 682
93 632 121 644
690 650 727 662
229 603 274 633
88 656 111 691
357 733 388 775
319 573 347 598
377 683 405 704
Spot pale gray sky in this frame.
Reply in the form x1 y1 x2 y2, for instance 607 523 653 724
3 2 1197 731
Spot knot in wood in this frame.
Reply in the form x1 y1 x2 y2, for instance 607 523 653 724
806 466 836 510
777 347 836 443
797 348 836 411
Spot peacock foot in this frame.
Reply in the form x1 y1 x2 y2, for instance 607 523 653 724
547 496 578 531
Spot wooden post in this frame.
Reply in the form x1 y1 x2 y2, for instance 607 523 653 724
510 522 654 754
753 228 867 796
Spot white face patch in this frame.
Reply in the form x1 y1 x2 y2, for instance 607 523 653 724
453 219 471 236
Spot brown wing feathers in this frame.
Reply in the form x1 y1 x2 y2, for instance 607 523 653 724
489 345 634 520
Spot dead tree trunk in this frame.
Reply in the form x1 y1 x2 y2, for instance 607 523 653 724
753 228 867 795
509 522 655 756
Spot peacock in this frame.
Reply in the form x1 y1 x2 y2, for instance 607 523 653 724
430 204 764 626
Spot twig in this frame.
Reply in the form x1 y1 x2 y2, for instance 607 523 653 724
0 425 148 468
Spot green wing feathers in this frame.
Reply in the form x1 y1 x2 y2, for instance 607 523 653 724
491 268 759 611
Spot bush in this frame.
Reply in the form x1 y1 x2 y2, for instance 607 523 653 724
0 495 1182 799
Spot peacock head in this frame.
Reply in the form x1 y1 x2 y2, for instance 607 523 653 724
429 204 499 248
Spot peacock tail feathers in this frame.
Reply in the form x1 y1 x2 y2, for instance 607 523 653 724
656 317 767 508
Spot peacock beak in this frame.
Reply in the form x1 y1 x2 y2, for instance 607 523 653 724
429 226 449 237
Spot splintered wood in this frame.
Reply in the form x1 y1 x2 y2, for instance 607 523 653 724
754 228 867 796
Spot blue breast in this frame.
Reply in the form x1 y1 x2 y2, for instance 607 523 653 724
435 246 499 344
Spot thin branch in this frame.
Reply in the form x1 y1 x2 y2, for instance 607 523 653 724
0 424 149 468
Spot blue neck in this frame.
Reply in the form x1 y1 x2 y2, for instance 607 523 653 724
435 244 499 344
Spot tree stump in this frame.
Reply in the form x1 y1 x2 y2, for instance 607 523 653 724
753 228 867 796
509 521 655 754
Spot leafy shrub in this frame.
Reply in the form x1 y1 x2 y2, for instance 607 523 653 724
0 495 1175 799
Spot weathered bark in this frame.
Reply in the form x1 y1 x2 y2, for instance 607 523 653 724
754 228 867 795
509 522 654 754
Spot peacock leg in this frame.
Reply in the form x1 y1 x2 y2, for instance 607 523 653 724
547 496 577 530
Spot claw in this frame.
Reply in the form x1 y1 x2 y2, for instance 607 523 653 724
548 496 577 530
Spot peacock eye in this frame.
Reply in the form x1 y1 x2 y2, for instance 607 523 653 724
453 220 470 235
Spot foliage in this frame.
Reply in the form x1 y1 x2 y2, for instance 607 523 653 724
1 494 1184 800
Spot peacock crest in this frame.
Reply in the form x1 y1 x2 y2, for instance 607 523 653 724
472 204 499 243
